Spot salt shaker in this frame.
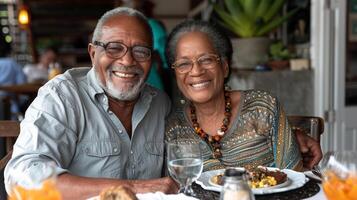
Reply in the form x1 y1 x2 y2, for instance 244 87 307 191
219 168 255 200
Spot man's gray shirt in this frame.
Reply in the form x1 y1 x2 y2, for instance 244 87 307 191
4 67 171 190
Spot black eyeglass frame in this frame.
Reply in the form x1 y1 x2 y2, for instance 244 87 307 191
93 41 152 62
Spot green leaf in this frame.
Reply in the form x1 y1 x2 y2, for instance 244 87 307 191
214 4 254 37
257 8 299 36
256 0 273 18
264 0 286 22
238 0 260 20
213 0 298 38
224 0 243 19
217 21 248 37
214 5 246 35
218 1 248 28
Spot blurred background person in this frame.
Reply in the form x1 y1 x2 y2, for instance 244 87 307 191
23 47 58 83
0 33 27 119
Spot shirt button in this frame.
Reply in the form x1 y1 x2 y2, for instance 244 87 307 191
119 130 123 134
113 148 118 152
130 151 133 154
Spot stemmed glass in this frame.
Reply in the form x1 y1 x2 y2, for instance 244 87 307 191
319 151 357 200
167 140 203 196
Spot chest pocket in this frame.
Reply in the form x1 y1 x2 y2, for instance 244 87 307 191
145 142 164 156
86 141 121 157
84 141 121 177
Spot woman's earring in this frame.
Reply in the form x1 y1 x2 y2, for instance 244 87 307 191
225 84 231 91
180 99 186 105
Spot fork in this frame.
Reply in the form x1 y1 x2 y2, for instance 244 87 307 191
312 166 322 179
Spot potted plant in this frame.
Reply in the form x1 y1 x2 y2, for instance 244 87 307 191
267 41 292 70
213 0 299 69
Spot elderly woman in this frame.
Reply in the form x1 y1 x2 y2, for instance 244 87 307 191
165 20 305 171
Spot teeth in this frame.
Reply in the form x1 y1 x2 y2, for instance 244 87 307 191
191 81 209 89
113 72 135 78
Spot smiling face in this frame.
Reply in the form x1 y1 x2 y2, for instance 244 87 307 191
174 31 229 104
88 15 152 101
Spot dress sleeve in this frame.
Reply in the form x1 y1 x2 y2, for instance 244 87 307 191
273 100 303 171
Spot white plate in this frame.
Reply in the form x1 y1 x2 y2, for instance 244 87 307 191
196 167 308 195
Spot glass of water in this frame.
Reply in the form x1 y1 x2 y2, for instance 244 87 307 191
167 140 203 196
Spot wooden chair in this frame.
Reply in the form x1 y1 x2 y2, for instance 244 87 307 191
0 120 20 170
287 116 324 142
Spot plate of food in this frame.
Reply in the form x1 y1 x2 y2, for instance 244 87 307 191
196 167 308 195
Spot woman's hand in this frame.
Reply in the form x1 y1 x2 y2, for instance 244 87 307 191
295 130 323 169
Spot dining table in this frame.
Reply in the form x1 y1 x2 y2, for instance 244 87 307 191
0 83 42 95
192 178 326 200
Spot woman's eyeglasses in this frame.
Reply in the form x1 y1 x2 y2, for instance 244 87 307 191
172 54 221 74
93 41 152 62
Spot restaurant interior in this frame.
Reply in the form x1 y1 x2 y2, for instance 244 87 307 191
0 0 357 199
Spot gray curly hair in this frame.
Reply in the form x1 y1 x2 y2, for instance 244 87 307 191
92 7 152 44
165 20 233 82
166 20 232 67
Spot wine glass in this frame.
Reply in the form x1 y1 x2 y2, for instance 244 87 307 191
167 140 203 196
319 151 357 200
7 162 62 200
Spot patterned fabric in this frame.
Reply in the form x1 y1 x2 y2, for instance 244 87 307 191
165 90 302 172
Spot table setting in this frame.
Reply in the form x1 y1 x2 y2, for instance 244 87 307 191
8 148 356 200
86 149 357 200
190 168 323 200
163 140 323 200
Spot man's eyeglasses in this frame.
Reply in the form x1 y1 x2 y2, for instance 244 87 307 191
93 41 152 62
171 54 221 74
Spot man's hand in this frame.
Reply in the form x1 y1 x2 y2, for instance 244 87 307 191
132 177 179 194
57 174 179 199
295 130 323 169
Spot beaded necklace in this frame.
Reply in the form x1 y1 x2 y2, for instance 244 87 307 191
190 91 231 159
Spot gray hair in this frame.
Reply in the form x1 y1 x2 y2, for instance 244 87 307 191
166 20 233 68
92 7 152 43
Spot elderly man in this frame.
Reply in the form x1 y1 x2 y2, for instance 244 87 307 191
5 7 177 199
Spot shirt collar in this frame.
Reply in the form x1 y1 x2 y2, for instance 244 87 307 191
87 67 105 99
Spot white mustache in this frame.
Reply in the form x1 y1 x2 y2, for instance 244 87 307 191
109 65 144 76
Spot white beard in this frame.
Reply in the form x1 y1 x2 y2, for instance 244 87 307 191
105 75 145 101
95 65 145 101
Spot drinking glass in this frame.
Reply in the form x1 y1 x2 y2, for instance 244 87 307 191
319 151 357 200
167 141 203 196
7 162 62 200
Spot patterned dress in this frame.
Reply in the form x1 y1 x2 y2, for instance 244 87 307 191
165 90 303 172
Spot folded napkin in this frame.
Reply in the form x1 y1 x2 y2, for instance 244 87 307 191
303 170 322 183
137 192 199 200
